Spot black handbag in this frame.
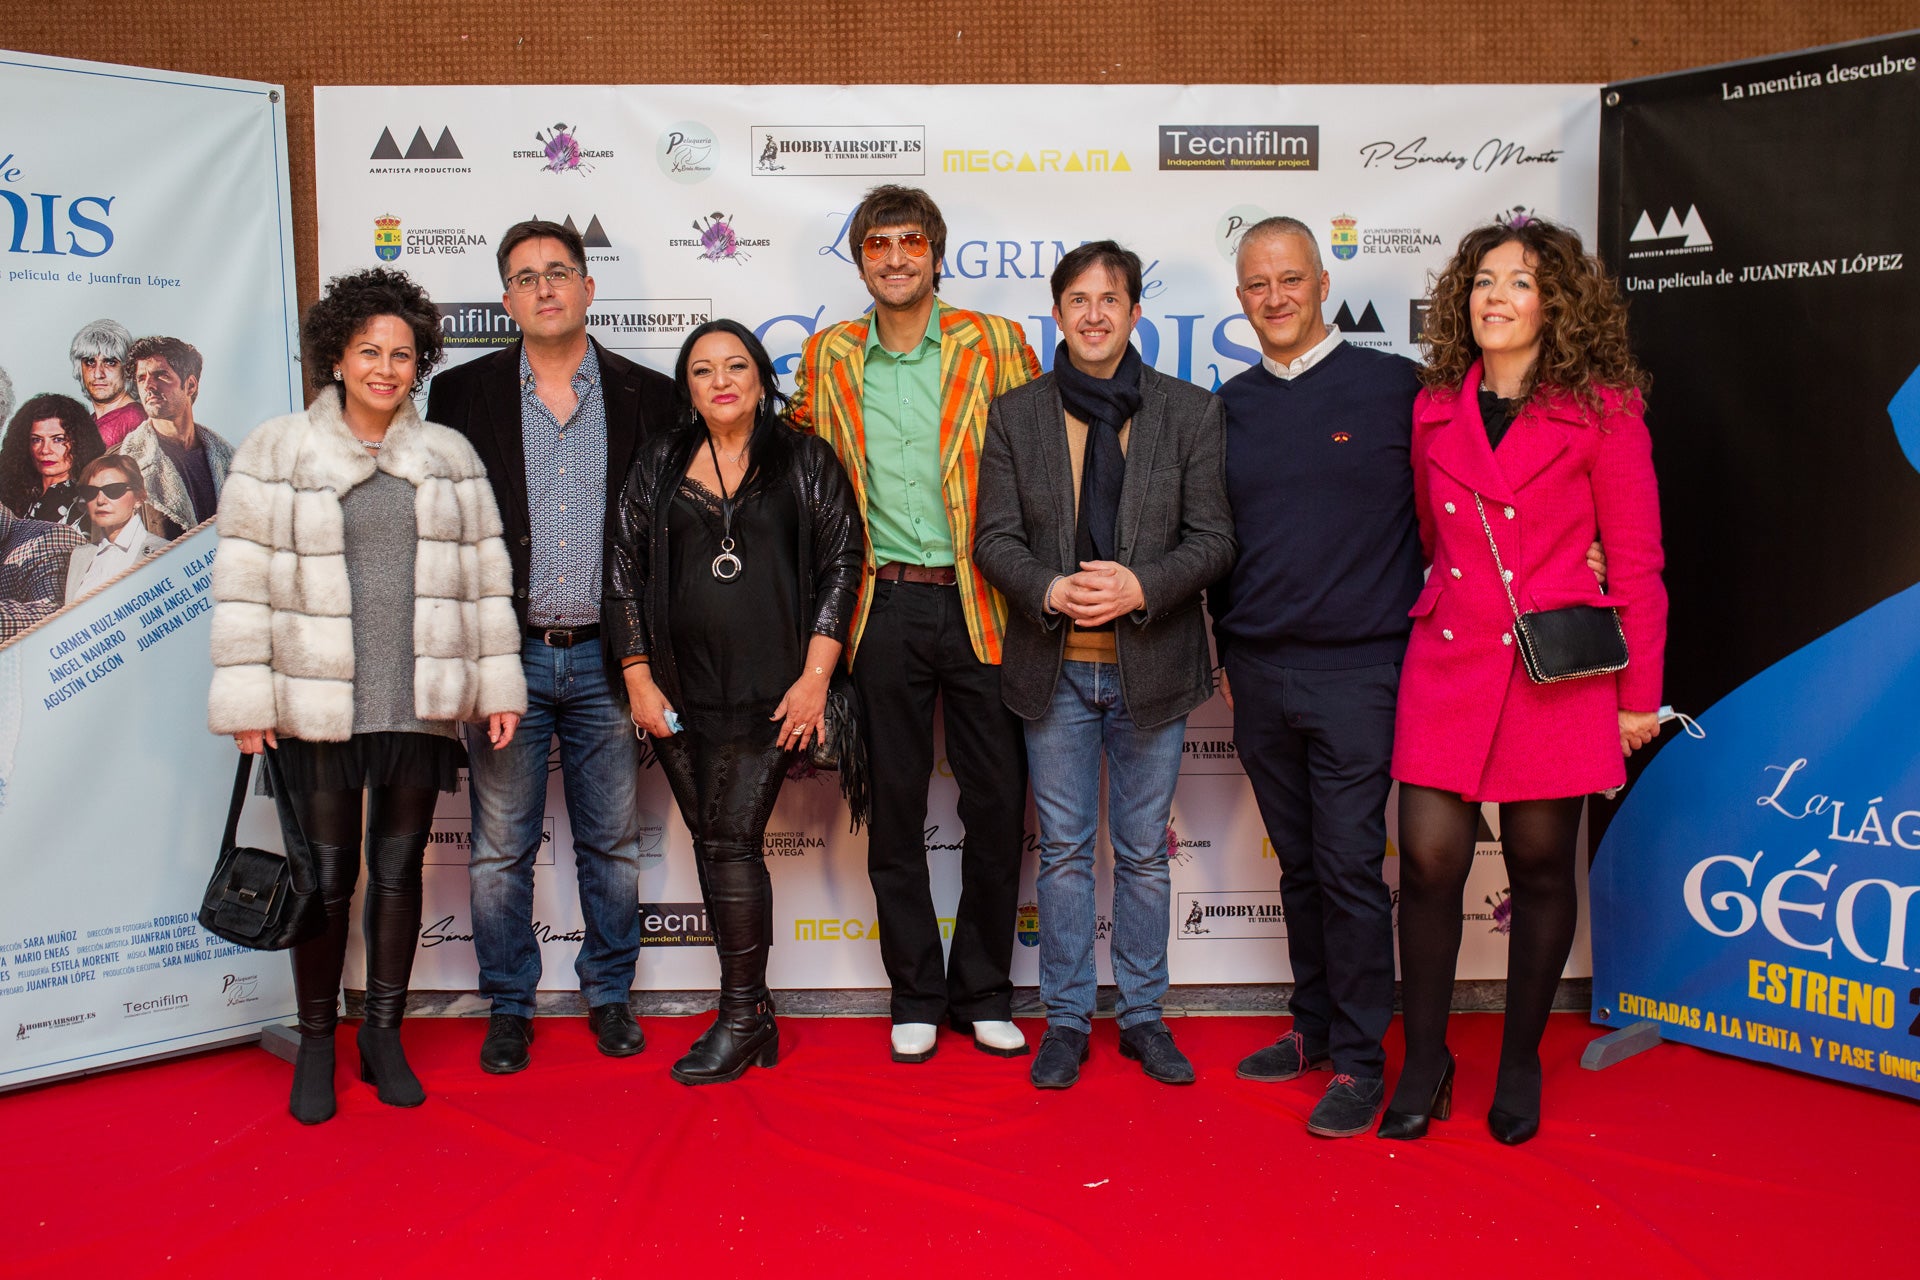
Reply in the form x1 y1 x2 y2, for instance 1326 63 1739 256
1473 493 1629 684
197 748 328 950
790 669 871 832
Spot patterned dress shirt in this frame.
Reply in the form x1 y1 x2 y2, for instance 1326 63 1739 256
519 344 608 627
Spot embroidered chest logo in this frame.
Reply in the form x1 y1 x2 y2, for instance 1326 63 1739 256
1331 431 1351 443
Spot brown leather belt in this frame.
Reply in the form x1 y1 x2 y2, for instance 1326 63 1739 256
874 562 958 586
527 623 600 647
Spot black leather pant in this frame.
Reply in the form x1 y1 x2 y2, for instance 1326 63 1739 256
283 785 438 1036
652 713 790 1011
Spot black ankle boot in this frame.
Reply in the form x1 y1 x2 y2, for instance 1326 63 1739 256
356 1024 425 1107
673 856 777 1086
290 1034 337 1125
1377 1049 1455 1141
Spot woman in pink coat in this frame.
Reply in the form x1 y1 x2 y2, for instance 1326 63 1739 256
1379 217 1668 1146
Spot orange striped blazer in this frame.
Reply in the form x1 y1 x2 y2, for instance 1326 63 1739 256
788 300 1041 664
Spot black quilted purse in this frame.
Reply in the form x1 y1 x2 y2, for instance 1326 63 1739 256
1473 494 1629 684
197 749 327 950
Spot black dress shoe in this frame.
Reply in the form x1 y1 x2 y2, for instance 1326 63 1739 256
1377 1051 1455 1141
1118 1019 1196 1085
479 1011 534 1074
1030 1026 1090 1090
1235 1028 1332 1082
587 1002 646 1057
1306 1074 1385 1138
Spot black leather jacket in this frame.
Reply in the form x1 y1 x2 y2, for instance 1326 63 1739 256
603 424 864 707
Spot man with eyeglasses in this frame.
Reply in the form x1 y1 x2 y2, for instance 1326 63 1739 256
789 184 1040 1064
427 219 676 1074
69 318 147 448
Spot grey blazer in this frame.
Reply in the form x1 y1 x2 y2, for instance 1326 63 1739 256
974 364 1235 728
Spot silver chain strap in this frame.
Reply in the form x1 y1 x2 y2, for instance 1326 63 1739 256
1471 492 1524 624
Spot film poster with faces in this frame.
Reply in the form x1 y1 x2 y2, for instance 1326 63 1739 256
1589 32 1920 1098
315 83 1599 996
0 50 300 1089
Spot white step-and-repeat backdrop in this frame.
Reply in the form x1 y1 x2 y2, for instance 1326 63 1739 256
315 83 1600 994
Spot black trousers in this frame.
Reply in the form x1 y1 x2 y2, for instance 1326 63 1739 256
852 581 1028 1025
1227 650 1399 1078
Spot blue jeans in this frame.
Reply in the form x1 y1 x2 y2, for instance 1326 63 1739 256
464 636 641 1017
1024 660 1187 1035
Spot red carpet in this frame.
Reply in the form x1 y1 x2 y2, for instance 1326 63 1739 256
7 1012 1912 1278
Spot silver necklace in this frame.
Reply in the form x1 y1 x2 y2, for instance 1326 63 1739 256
705 433 743 582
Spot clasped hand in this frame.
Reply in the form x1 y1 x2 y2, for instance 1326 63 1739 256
1050 561 1145 628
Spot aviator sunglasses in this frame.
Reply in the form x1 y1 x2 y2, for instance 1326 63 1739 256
861 232 931 260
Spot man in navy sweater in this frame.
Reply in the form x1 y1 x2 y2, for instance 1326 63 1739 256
1208 217 1423 1137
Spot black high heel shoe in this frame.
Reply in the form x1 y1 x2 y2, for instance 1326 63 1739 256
1376 1051 1455 1141
356 1024 426 1108
1487 1103 1540 1145
1487 1059 1542 1144
290 1034 337 1125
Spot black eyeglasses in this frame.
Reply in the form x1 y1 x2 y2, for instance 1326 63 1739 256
77 482 134 501
505 266 585 293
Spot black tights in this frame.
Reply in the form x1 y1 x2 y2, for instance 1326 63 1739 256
1391 784 1584 1116
284 785 438 1037
652 718 790 1011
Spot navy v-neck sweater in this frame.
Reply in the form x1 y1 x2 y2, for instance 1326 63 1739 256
1207 341 1425 669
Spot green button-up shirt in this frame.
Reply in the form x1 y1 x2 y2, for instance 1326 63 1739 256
860 309 954 567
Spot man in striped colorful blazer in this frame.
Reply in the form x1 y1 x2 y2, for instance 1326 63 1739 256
789 185 1041 1065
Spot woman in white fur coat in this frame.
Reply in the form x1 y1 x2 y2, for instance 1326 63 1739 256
209 268 526 1125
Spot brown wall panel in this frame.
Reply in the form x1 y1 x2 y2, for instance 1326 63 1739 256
9 1 1913 311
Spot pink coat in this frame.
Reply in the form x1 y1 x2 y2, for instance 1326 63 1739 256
1391 365 1667 801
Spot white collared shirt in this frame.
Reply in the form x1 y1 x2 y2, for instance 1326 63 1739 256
1260 325 1344 381
76 518 149 596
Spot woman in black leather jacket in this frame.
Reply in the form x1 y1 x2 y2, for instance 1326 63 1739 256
605 318 863 1084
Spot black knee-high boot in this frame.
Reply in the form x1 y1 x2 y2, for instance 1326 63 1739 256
288 837 357 1125
672 849 777 1085
356 829 428 1107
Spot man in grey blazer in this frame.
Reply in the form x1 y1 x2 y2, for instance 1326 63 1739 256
974 241 1235 1089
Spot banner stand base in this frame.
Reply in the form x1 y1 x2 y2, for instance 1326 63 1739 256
259 1023 301 1065
1581 1019 1662 1070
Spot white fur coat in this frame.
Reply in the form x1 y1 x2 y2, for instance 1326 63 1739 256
207 388 527 741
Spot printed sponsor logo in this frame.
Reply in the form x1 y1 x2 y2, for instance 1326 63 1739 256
1179 727 1243 774
1627 204 1714 259
1362 225 1443 256
658 121 716 184
374 213 402 261
751 125 925 176
1164 825 1211 868
221 973 259 1006
941 145 1132 174
1356 135 1563 172
1178 891 1287 939
763 829 824 857
1332 299 1394 350
667 212 768 264
425 816 556 864
368 126 470 173
1016 902 1040 948
436 299 713 352
795 918 955 941
123 993 188 1018
514 122 614 174
639 903 713 947
637 809 666 860
1409 298 1432 344
1330 214 1358 261
1215 204 1271 261
1464 886 1515 934
14 1011 96 1040
1159 125 1317 171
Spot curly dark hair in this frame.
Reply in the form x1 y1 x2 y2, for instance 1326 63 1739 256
1420 217 1647 412
0 393 104 514
300 267 445 396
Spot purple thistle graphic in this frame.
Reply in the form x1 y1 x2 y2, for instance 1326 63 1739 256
1488 889 1514 935
534 123 591 175
1165 825 1178 859
700 219 737 261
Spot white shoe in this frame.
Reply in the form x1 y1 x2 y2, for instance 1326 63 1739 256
890 1022 938 1063
967 1019 1030 1058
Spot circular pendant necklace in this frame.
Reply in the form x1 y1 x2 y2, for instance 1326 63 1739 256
705 432 744 582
